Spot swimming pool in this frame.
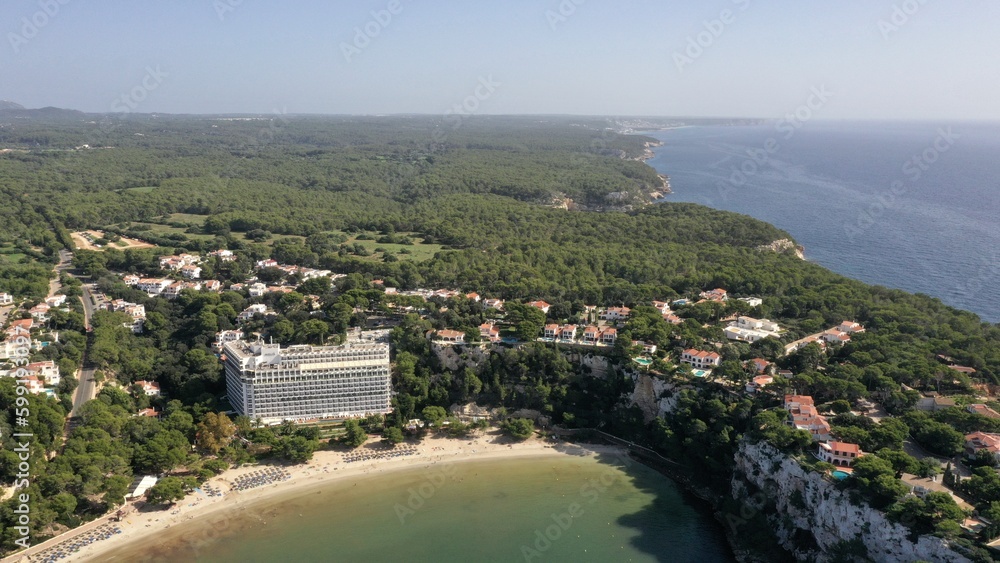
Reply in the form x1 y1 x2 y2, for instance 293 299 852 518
634 358 653 366
692 369 710 377
831 470 851 480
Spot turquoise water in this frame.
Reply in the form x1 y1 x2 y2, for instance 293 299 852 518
831 470 850 480
646 122 1000 323
99 452 734 562
634 358 653 366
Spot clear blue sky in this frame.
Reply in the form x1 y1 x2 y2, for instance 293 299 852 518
2 0 998 119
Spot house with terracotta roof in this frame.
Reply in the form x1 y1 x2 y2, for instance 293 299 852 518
135 380 161 396
24 361 60 386
479 323 500 343
528 301 551 314
465 292 480 302
483 298 505 311
681 349 721 369
746 375 774 394
600 307 631 322
968 404 1000 419
435 329 465 343
818 441 863 467
599 327 617 345
559 325 578 342
29 303 50 322
21 376 45 394
699 288 728 302
582 326 600 344
137 407 161 418
748 358 772 374
965 431 1000 462
783 395 831 442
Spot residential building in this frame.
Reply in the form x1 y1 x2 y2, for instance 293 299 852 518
45 295 67 307
237 304 271 323
215 330 244 350
137 407 161 418
180 264 202 279
122 274 140 286
738 297 763 307
559 325 577 342
0 292 13 305
968 404 1000 420
135 380 161 396
465 292 481 302
965 432 1000 462
749 358 772 374
435 329 465 343
528 301 551 314
24 361 59 386
914 394 957 412
582 326 600 344
784 395 831 442
543 324 560 339
817 441 863 467
28 303 50 322
699 288 728 302
483 298 504 311
600 307 631 322
724 326 773 344
203 280 222 292
735 316 781 333
479 323 500 343
746 375 774 393
599 327 617 345
137 278 172 296
248 282 268 297
681 349 722 369
21 376 45 394
256 259 279 269
209 249 236 262
222 340 392 425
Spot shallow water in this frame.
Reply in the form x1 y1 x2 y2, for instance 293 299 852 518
98 453 734 562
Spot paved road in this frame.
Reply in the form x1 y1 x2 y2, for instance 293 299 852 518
64 250 101 417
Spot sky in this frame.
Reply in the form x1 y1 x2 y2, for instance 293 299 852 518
2 0 999 120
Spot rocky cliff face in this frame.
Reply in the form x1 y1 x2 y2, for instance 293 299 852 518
628 372 680 422
732 441 969 563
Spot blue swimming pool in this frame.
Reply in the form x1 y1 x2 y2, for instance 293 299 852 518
831 470 851 480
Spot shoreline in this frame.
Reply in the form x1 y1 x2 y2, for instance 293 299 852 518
6 434 624 563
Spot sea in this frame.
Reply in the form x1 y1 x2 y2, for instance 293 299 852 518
643 121 1000 324
96 453 734 562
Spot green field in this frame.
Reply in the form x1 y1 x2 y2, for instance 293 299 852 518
0 252 27 264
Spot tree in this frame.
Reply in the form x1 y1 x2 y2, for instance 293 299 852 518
195 412 237 455
275 435 318 463
343 420 368 448
145 477 187 506
382 427 405 446
501 418 535 440
422 406 447 425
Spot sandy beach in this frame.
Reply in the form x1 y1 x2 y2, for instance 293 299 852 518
5 433 623 563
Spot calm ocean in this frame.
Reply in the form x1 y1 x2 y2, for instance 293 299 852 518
644 121 1000 324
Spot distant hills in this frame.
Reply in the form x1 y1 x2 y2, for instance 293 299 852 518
0 102 85 119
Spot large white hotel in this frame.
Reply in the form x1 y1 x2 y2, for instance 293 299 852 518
222 339 392 425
